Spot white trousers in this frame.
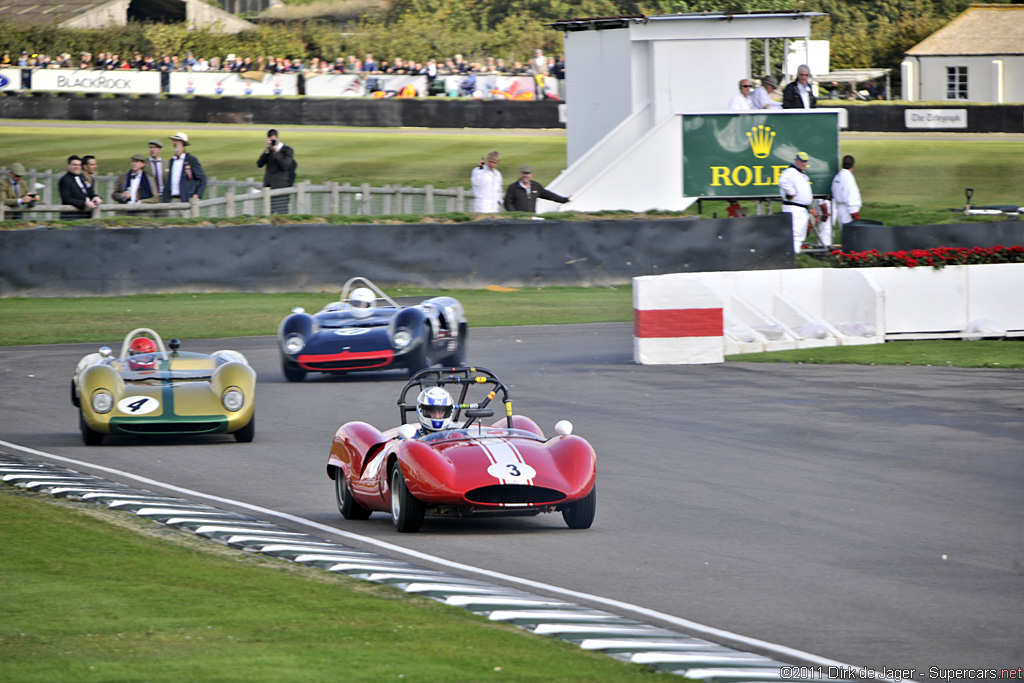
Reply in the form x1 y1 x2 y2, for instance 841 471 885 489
782 205 809 253
835 202 856 226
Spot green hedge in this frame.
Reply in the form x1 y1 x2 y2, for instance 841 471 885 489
0 17 562 65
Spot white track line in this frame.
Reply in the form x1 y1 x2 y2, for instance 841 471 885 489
0 438 867 671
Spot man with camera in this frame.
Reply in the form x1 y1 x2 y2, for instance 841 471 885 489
1 162 38 219
257 128 296 214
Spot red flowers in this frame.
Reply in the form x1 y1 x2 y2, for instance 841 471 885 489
830 245 1024 269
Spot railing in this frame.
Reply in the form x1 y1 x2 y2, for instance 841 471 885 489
0 169 477 220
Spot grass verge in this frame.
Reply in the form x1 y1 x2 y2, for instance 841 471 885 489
3 288 1023 369
2 123 1023 227
0 489 661 683
0 123 570 192
727 339 1024 369
0 287 633 346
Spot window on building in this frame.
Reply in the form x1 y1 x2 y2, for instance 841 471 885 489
946 66 967 100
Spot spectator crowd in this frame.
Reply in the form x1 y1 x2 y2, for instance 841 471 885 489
0 49 566 80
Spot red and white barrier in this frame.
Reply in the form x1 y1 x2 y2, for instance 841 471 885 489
633 276 724 364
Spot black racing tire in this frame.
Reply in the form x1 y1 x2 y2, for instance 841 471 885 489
233 413 255 443
562 486 596 529
281 358 306 382
335 468 372 520
442 325 468 367
405 341 431 377
79 412 104 446
390 463 425 533
71 380 80 407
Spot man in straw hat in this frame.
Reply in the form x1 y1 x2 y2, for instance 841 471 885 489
162 132 207 215
1 162 39 219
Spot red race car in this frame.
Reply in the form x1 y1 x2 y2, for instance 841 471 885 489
326 367 597 532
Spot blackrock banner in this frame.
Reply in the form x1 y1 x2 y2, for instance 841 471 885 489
168 71 299 96
682 111 840 198
31 69 162 94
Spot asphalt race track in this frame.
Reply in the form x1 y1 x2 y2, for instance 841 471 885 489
2 323 1022 677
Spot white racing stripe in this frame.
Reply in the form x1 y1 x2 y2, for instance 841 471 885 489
0 438 868 672
474 437 536 493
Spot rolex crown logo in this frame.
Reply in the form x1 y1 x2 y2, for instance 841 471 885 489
746 125 775 159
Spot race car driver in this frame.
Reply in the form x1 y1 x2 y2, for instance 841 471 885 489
416 386 455 435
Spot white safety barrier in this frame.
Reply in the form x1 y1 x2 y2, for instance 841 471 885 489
634 263 1024 364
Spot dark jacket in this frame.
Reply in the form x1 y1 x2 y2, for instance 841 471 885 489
782 81 816 109
503 179 569 213
162 153 207 201
257 143 296 189
58 171 97 210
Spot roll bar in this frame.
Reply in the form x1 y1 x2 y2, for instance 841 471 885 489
398 366 513 429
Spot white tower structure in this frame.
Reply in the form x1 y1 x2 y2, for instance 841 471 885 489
545 12 820 213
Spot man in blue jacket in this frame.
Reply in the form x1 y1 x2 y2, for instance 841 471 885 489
162 132 207 214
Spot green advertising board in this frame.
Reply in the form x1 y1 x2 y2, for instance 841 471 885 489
682 111 839 199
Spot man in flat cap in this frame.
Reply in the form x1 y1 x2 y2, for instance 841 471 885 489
503 165 570 213
163 132 207 214
1 162 39 219
778 151 817 253
115 153 160 206
147 139 167 197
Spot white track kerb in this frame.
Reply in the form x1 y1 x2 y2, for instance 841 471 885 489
2 438 883 677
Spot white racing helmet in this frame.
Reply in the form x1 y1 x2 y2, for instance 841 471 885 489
347 287 375 318
416 386 454 432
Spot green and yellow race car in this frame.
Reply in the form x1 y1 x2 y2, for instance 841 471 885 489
71 328 257 446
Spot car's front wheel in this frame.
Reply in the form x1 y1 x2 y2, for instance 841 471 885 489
562 486 596 529
390 463 425 533
79 412 104 446
405 341 431 376
441 325 468 366
336 468 371 520
281 358 306 382
233 413 255 443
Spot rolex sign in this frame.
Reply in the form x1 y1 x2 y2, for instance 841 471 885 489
682 111 839 198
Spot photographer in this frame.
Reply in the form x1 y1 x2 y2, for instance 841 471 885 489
257 128 296 215
1 163 39 219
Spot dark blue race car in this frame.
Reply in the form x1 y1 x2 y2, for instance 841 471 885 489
278 277 468 382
